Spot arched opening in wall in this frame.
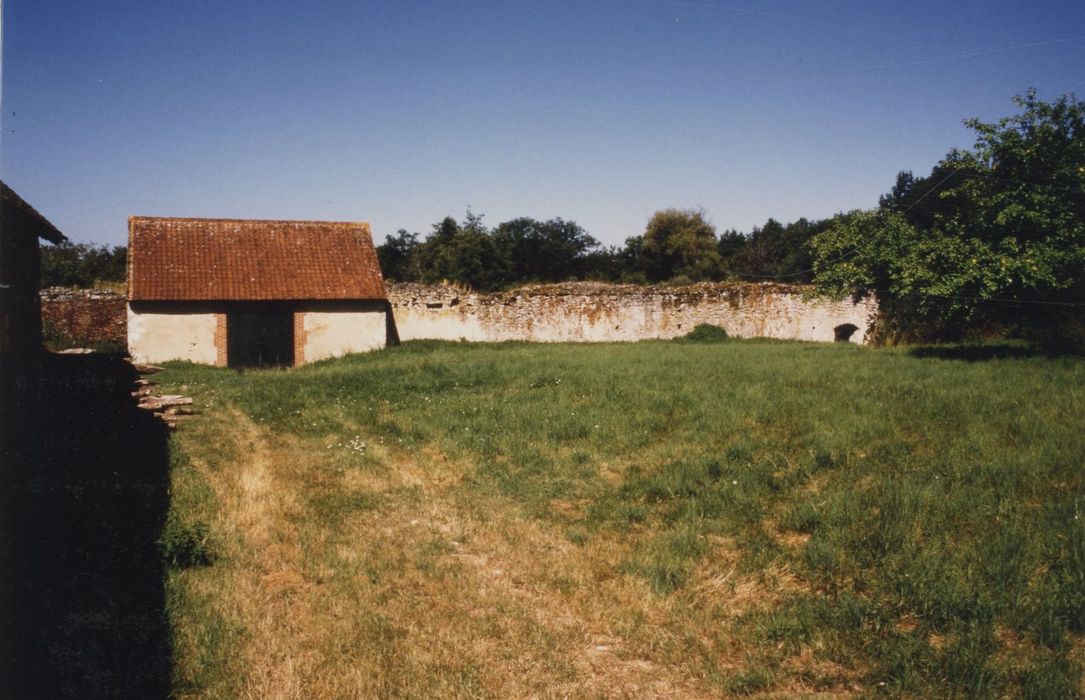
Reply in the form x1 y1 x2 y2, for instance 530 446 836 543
834 323 859 343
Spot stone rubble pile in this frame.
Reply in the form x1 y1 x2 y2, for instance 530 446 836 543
130 364 196 430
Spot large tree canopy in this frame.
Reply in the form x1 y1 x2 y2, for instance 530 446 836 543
492 217 598 283
636 208 722 282
811 91 1085 346
376 229 419 282
416 211 508 291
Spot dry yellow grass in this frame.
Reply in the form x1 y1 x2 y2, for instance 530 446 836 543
167 406 838 698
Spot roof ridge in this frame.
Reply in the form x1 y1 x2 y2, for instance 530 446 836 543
129 215 371 228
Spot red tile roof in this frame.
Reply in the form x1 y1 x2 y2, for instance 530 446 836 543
128 217 386 301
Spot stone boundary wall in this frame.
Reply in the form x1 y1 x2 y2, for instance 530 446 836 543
388 282 877 345
40 282 878 352
40 288 127 345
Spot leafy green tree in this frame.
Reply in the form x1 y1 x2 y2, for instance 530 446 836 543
40 242 127 288
638 208 721 282
714 217 831 282
492 217 598 283
376 229 420 282
809 209 932 339
774 217 831 281
416 211 508 291
878 164 967 232
716 228 747 276
431 216 459 243
578 245 628 282
413 216 459 283
740 218 787 278
599 236 647 283
812 91 1085 346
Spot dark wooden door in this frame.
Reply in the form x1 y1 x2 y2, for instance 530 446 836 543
227 307 294 368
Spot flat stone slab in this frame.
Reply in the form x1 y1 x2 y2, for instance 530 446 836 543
137 395 193 411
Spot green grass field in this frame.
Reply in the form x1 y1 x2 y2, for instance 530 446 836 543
158 338 1085 698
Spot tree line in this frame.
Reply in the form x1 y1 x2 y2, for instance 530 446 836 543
42 210 833 291
376 208 835 290
39 91 1082 348
40 242 127 289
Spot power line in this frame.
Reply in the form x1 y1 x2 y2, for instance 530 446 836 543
961 170 1085 196
864 288 1085 309
900 166 963 214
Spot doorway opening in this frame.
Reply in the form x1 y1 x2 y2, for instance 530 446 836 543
227 307 294 368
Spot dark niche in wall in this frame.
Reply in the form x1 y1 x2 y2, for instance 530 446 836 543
834 323 859 343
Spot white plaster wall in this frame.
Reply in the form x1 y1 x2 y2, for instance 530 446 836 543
391 308 488 342
303 310 386 362
127 306 218 364
390 284 876 345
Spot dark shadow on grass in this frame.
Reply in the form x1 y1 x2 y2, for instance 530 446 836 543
1 353 171 698
907 343 1080 362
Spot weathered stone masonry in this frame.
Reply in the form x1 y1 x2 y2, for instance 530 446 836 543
43 281 877 355
40 288 127 346
388 282 876 344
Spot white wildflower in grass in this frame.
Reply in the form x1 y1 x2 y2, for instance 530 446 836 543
336 435 366 454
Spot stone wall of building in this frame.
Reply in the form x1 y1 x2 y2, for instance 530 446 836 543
39 288 127 346
388 282 877 345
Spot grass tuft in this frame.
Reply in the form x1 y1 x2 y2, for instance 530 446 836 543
159 516 214 568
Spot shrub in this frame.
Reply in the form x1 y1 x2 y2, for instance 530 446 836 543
682 324 730 343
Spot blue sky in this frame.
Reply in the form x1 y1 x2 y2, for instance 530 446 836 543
2 1 1083 247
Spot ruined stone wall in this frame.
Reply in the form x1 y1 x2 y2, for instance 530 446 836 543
40 282 879 356
39 288 127 346
388 282 877 345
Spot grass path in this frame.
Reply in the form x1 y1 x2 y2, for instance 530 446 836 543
175 407 751 697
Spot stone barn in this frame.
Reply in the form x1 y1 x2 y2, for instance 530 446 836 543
127 217 389 367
